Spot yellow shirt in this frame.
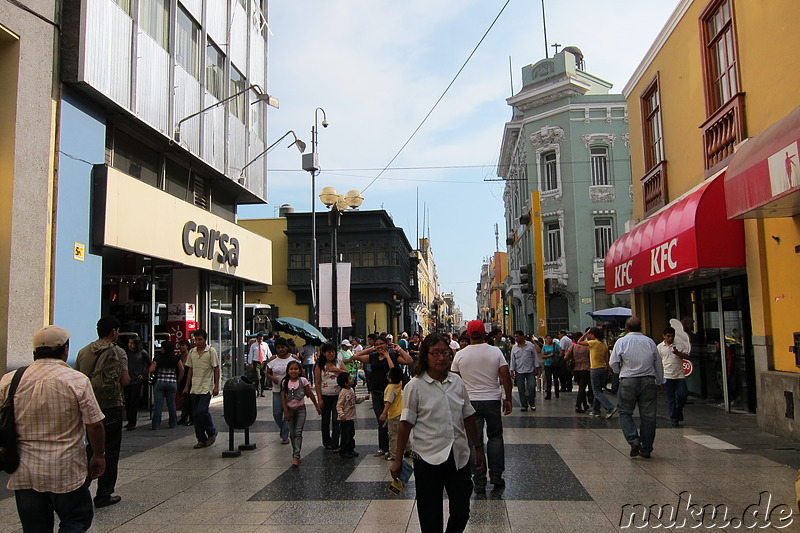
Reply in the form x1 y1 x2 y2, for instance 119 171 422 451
384 382 403 419
186 346 219 394
588 339 609 369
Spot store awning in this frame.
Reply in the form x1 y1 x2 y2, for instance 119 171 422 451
725 105 800 218
604 175 745 294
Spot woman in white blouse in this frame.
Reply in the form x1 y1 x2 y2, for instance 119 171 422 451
390 333 484 533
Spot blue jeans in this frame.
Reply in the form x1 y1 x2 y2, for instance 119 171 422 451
272 392 289 440
190 393 217 442
287 407 307 458
664 378 688 423
468 400 504 487
152 381 178 429
590 367 615 414
617 376 658 454
515 372 536 408
302 364 315 385
15 478 93 532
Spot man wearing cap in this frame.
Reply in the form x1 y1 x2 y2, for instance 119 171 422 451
2 326 106 530
339 339 358 384
75 315 129 508
451 320 513 494
247 332 272 396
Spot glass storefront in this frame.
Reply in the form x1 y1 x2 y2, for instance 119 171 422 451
661 275 755 412
209 274 235 382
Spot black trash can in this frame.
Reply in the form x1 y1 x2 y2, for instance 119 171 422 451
223 376 257 430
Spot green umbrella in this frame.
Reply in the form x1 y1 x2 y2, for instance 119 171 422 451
273 317 327 345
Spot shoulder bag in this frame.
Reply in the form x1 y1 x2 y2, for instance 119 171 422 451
0 366 28 474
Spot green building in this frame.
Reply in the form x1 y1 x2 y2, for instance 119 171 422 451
498 47 632 334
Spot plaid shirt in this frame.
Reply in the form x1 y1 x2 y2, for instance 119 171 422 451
0 359 104 493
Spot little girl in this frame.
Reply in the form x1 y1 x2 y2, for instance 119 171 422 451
281 360 322 466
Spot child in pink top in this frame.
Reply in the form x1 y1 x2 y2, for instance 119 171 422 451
281 361 321 466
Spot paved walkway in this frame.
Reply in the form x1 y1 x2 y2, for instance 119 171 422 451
1 385 798 532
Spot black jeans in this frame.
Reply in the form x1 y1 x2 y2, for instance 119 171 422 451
544 366 559 398
320 394 341 449
15 478 93 533
574 370 591 409
87 405 123 498
371 391 390 452
122 382 142 427
414 451 472 533
468 400 504 486
339 420 356 454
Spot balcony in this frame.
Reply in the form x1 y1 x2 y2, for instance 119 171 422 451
701 93 746 172
641 161 668 217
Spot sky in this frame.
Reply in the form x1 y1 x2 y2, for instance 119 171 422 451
238 0 681 321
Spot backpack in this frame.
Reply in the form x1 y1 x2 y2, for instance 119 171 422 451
0 366 28 474
89 346 121 402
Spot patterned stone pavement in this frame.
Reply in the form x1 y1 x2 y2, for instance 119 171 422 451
1 385 798 532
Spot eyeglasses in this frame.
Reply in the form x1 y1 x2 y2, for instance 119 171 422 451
429 350 451 358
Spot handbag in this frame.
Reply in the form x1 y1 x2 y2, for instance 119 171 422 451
0 366 28 474
148 371 157 386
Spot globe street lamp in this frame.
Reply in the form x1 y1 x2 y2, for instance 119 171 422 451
302 108 328 328
319 187 363 346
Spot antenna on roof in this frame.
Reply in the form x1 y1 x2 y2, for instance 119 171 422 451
541 0 549 58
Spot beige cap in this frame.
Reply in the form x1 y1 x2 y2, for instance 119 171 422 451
33 325 71 350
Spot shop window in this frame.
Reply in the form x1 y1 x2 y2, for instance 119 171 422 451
593 217 614 259
545 221 562 262
111 129 160 187
540 151 558 192
206 40 225 100
176 6 200 79
229 65 246 123
590 146 610 186
139 0 169 50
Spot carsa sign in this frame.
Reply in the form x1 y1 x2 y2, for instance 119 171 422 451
682 358 693 377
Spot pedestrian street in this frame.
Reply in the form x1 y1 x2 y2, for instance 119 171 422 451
1 390 798 532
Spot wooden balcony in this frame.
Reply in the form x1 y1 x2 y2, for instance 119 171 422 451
641 161 668 217
701 93 746 171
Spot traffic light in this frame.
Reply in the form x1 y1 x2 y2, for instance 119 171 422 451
394 300 402 316
503 304 509 315
520 264 533 294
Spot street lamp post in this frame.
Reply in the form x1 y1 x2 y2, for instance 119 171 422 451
302 108 328 328
319 187 363 347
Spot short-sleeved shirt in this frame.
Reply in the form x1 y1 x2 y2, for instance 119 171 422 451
587 339 609 369
268 356 294 389
2 359 104 493
186 346 219 394
300 345 316 365
401 372 475 468
450 343 507 401
383 382 403 419
658 341 685 380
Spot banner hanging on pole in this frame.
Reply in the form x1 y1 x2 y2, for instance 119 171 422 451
318 263 352 328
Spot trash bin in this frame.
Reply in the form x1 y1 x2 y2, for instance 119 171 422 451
223 376 257 430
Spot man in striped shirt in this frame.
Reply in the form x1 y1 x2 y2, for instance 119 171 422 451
1 325 106 532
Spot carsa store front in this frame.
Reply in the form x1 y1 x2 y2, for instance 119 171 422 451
605 174 756 413
58 165 272 382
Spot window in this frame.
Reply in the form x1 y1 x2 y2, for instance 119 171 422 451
590 146 609 186
545 221 562 262
641 77 664 171
701 0 739 113
229 66 246 123
594 218 614 259
540 151 558 191
176 7 200 79
111 0 132 15
111 129 160 187
139 0 169 49
206 40 225 100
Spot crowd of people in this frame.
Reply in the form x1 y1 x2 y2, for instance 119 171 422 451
0 313 684 532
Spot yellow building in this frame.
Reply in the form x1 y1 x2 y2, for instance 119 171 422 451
605 0 800 439
489 252 509 332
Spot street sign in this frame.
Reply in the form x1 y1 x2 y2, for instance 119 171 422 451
74 242 85 261
682 359 693 377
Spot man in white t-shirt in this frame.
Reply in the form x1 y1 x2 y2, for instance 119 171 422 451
451 319 513 494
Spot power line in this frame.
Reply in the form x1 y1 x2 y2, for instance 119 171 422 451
360 0 512 194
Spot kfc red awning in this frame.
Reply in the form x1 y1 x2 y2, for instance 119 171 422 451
604 175 745 293
725 105 800 218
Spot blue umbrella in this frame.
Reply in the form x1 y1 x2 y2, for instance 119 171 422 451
273 317 327 345
586 307 632 322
